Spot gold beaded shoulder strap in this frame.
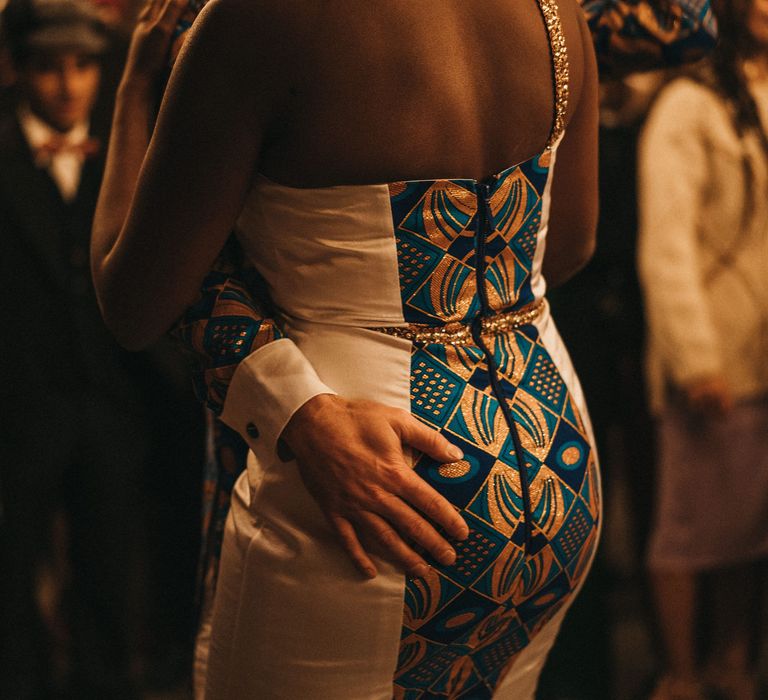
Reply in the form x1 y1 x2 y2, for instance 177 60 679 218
537 0 570 150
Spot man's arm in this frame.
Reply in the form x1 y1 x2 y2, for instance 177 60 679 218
171 238 283 416
582 0 717 75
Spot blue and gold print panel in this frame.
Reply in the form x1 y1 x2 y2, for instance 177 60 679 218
395 323 599 699
388 153 553 327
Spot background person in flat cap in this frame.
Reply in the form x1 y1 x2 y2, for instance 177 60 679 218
0 0 204 697
2 0 106 193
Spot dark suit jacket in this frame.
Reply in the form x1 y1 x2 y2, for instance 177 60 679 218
0 109 148 475
0 109 205 695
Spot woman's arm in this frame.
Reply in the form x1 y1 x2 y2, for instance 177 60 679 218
91 0 187 346
94 0 284 419
92 0 279 350
637 79 731 415
544 11 600 289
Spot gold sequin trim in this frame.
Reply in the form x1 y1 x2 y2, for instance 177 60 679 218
537 0 569 150
438 461 472 479
373 300 545 345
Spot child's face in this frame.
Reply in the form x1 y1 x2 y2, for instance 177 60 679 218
19 50 101 133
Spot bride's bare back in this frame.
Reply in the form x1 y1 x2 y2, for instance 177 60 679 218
254 0 591 186
93 0 600 610
95 0 597 347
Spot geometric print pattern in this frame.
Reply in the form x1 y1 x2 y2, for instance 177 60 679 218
386 6 600 681
385 70 600 689
389 156 549 327
172 244 283 416
394 314 599 699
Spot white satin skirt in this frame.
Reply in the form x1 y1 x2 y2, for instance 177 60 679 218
202 310 599 699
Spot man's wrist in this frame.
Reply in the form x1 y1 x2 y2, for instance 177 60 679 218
281 393 338 447
219 339 338 463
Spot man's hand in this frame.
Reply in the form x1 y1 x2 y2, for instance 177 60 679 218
683 375 733 418
281 395 470 580
122 0 188 91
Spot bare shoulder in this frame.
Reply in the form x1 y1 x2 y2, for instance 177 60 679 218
182 0 312 66
165 0 317 126
655 76 721 111
645 76 725 136
194 0 292 31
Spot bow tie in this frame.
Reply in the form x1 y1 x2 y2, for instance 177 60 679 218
34 135 101 167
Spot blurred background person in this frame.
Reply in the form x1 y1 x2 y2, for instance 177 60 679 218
638 1 768 698
0 0 203 697
539 68 668 700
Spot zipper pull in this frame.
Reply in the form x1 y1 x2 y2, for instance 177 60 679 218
474 182 493 315
477 182 493 231
477 182 491 207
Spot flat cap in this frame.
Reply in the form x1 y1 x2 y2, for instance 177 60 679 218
2 0 109 58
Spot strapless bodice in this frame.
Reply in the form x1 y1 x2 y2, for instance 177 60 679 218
234 150 558 331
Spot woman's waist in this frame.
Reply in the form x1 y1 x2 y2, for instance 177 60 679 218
278 297 548 339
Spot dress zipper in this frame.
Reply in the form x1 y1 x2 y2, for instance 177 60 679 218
472 182 534 553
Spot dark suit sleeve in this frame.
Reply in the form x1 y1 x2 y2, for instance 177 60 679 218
170 239 284 416
581 0 717 75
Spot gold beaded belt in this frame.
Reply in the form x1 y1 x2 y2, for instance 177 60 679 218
372 299 545 345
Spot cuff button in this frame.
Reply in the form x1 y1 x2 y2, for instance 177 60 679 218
246 422 259 439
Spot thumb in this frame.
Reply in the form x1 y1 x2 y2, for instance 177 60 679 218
396 413 464 464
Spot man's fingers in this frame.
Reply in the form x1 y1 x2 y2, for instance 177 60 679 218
388 413 469 541
371 491 457 566
397 413 464 464
358 512 430 577
330 515 377 579
400 473 469 541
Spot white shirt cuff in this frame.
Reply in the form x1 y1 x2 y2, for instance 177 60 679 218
220 338 337 462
